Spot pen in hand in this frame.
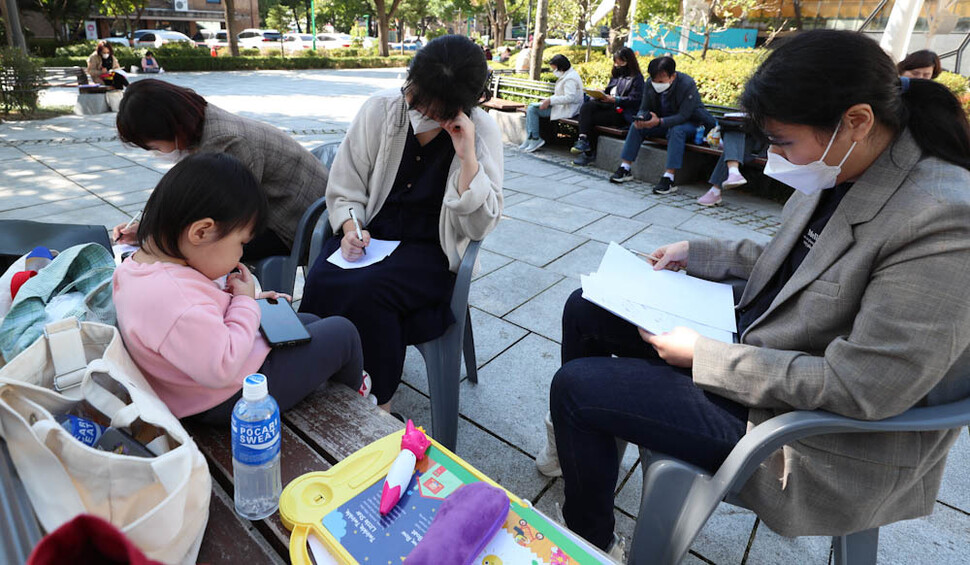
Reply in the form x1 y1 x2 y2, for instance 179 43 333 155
116 211 140 243
628 248 660 262
349 209 366 256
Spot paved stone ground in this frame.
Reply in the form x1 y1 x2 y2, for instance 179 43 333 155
2 69 968 564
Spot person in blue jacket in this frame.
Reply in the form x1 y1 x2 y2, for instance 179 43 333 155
608 56 715 194
570 47 645 166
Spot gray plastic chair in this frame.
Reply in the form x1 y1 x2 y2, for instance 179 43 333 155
254 141 479 450
628 396 970 565
0 439 42 564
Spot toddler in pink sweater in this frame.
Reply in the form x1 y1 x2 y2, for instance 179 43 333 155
113 153 363 422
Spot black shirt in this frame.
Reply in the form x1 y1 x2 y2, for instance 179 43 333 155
737 182 853 336
367 125 455 243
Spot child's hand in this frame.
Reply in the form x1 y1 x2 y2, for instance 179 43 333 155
256 290 292 302
227 263 256 298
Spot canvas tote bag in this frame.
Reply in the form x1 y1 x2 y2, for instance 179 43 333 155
0 318 211 564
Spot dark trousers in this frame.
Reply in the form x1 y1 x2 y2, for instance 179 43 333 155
299 239 454 404
193 313 363 424
577 100 628 151
550 289 748 550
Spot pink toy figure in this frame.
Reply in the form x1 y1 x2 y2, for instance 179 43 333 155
379 419 431 515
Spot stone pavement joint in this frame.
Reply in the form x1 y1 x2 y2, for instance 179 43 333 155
0 128 346 148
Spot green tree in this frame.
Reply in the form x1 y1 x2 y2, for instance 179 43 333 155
101 0 149 41
23 0 90 42
316 0 371 33
266 3 293 31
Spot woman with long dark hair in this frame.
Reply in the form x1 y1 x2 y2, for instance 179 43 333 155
570 47 645 166
548 30 970 553
299 35 503 410
87 41 128 89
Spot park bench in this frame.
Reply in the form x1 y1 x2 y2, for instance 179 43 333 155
42 67 89 88
184 383 405 561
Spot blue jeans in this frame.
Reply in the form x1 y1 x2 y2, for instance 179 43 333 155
707 130 767 188
620 121 700 170
526 102 552 138
550 289 748 550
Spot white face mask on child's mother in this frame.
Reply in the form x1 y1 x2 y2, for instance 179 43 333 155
408 108 441 134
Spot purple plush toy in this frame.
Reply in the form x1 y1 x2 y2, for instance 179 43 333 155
406 482 510 565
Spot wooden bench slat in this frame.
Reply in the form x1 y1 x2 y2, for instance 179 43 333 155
185 418 335 557
283 383 404 463
199 480 287 565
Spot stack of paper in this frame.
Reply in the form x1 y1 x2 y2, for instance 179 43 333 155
581 242 738 343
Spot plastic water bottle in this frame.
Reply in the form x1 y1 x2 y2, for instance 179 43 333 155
232 374 282 520
695 125 706 145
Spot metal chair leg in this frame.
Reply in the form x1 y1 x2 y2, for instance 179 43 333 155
463 306 478 383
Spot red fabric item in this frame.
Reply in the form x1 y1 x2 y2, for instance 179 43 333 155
27 514 163 565
10 270 37 300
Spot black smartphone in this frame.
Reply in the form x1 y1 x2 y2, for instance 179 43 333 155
257 298 312 347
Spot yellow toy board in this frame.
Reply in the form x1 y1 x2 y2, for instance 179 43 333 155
279 429 610 565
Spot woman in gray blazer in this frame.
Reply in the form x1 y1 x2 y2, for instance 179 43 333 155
547 30 970 552
113 80 330 260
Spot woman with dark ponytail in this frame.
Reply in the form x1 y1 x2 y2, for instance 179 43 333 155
547 29 970 552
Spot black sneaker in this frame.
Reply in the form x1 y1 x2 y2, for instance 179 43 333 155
573 151 595 166
570 137 591 154
653 176 678 194
610 166 633 183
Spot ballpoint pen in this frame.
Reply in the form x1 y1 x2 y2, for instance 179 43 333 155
349 209 366 256
116 211 140 243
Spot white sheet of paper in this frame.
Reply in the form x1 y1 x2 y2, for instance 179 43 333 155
594 242 737 333
308 531 340 565
581 274 734 343
326 238 401 270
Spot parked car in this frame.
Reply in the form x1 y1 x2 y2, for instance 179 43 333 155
237 29 283 48
100 36 131 47
388 37 423 51
315 33 352 50
193 29 228 48
132 30 194 49
283 33 314 52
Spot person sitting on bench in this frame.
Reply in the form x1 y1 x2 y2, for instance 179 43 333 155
696 128 767 206
519 54 584 153
570 47 644 166
608 56 715 194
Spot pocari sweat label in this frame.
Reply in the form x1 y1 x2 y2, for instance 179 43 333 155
231 405 281 466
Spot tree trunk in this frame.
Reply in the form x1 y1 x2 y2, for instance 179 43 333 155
1 0 27 52
376 6 390 57
225 0 240 56
529 0 548 80
495 0 507 48
701 26 711 59
792 0 803 30
609 0 631 53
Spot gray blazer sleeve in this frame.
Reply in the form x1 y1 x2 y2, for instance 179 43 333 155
692 201 970 420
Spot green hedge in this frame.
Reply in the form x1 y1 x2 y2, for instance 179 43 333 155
41 55 411 72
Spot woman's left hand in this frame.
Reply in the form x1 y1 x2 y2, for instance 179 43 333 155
442 112 477 162
641 326 700 368
539 98 551 110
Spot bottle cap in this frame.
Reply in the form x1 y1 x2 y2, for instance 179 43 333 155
242 373 268 401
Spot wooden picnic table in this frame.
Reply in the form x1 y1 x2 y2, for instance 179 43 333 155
185 383 405 563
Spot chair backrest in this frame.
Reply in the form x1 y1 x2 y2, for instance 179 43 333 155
0 220 112 272
310 141 341 170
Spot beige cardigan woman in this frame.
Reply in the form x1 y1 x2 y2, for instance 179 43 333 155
326 89 504 272
86 51 120 84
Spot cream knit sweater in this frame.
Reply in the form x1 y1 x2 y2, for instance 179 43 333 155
326 89 504 272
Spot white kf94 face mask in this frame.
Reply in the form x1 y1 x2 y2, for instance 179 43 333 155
763 122 857 196
651 81 671 93
408 108 441 134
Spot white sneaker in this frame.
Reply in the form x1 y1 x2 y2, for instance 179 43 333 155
524 137 546 153
536 411 562 477
722 170 747 190
607 533 627 562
